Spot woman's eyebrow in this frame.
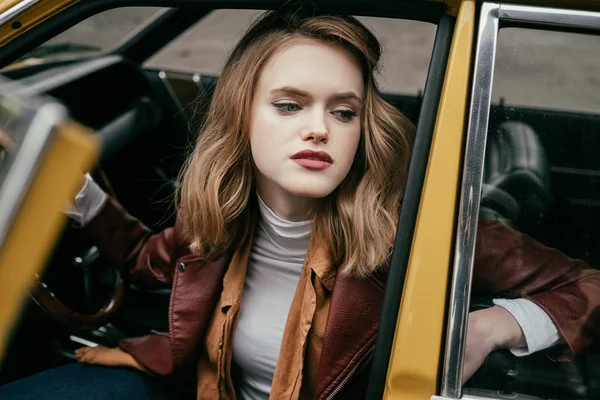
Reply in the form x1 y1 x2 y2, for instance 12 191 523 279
270 86 362 103
332 92 362 103
270 86 311 99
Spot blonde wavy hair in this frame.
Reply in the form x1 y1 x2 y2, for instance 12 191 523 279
178 7 414 278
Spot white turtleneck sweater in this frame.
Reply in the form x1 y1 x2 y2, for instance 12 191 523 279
68 175 560 400
231 195 311 399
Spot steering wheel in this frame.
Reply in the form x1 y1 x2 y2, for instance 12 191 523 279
29 168 126 331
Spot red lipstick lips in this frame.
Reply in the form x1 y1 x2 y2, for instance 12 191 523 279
290 150 333 170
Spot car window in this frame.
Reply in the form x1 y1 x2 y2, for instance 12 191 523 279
492 28 600 113
445 4 600 400
12 7 165 64
144 9 437 95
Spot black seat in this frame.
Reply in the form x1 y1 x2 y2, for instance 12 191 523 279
480 121 551 232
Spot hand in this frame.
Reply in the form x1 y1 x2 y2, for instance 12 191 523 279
75 346 148 373
463 306 526 383
0 128 14 164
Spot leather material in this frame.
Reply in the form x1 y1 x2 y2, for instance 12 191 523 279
82 198 187 290
119 334 173 375
315 271 386 399
83 199 230 374
474 218 600 360
168 253 230 371
80 197 600 396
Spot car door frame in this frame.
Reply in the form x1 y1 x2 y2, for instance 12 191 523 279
435 3 600 400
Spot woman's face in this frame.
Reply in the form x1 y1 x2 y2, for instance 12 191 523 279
249 38 364 220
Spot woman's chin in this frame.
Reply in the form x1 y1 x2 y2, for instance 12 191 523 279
284 184 337 200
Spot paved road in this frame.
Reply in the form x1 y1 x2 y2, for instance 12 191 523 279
44 7 600 113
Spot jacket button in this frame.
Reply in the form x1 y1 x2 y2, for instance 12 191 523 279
178 263 185 272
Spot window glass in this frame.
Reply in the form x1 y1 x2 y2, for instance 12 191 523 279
465 27 600 400
492 28 600 113
14 7 165 64
144 10 437 94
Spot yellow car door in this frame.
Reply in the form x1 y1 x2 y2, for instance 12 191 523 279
383 1 600 400
0 79 97 362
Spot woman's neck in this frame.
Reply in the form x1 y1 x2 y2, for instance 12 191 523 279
255 185 315 222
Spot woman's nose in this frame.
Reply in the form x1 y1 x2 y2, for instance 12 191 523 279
300 112 329 143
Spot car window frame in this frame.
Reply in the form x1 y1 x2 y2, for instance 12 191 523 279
437 3 600 400
0 0 446 69
366 12 455 398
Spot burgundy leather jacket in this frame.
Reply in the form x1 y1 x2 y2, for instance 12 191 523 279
82 198 600 399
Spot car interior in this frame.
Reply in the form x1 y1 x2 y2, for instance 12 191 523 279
0 5 599 400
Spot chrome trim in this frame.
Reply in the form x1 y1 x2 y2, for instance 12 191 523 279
439 3 600 399
432 395 502 400
192 73 202 88
0 100 66 250
0 0 42 27
440 3 500 398
157 70 183 109
500 4 600 31
69 335 99 348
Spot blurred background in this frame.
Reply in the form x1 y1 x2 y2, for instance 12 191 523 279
23 7 600 113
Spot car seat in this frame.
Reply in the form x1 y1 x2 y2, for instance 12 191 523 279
480 121 552 233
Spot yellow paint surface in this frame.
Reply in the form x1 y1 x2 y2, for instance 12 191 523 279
0 120 97 361
0 0 79 47
383 1 475 399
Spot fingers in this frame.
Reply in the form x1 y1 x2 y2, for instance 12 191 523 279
75 346 116 365
74 346 151 375
74 346 99 363
0 128 15 150
74 346 139 370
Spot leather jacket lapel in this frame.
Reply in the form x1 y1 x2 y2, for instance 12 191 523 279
169 253 231 369
316 270 387 398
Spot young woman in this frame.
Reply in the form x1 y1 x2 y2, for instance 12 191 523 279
1 7 599 400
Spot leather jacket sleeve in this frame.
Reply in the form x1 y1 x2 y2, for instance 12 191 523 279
473 217 600 361
79 197 189 290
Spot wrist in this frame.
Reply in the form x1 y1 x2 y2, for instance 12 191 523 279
470 306 526 351
120 349 154 375
489 306 526 350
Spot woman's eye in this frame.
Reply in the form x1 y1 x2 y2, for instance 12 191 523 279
332 109 357 122
273 102 302 113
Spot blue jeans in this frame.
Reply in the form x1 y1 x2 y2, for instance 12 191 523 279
0 363 189 400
